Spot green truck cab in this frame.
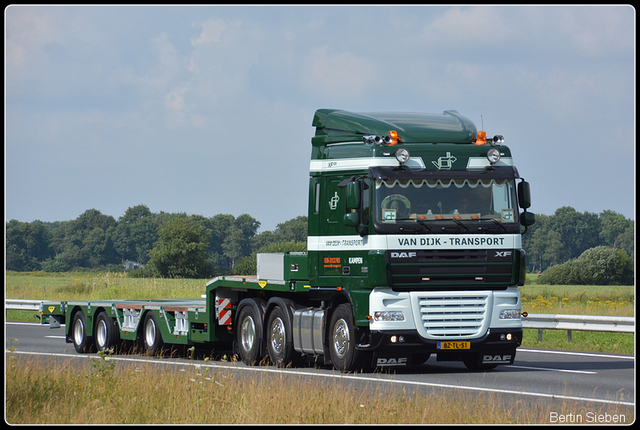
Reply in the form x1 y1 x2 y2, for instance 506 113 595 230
41 109 534 372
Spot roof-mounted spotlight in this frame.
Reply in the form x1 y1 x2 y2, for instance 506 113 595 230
487 148 501 164
395 148 410 165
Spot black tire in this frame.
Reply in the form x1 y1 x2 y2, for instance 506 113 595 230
95 311 121 352
266 305 300 368
71 311 95 353
142 312 164 356
328 304 370 372
236 300 265 365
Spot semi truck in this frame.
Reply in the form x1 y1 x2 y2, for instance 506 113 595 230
39 108 535 372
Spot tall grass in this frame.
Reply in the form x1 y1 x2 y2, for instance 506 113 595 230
6 354 633 424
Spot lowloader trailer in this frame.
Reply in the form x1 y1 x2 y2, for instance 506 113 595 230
40 109 535 372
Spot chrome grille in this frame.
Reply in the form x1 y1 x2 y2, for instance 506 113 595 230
414 293 490 338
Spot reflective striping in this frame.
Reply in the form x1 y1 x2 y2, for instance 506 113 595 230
217 298 232 326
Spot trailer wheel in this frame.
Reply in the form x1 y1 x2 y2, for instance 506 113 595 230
142 312 164 356
266 305 299 367
236 301 265 366
328 304 369 372
71 311 95 353
95 311 120 352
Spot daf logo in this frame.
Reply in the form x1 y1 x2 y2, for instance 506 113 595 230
482 354 512 363
391 252 417 259
377 357 408 366
494 251 512 258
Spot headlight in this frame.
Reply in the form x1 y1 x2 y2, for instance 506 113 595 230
374 311 405 322
499 309 521 319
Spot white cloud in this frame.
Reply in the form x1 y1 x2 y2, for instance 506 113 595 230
191 18 228 46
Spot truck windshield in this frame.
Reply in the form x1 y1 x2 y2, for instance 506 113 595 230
373 177 519 233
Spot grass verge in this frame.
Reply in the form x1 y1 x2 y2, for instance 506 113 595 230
5 354 633 424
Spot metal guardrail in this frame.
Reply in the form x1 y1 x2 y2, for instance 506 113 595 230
521 313 635 342
6 299 50 311
5 300 635 343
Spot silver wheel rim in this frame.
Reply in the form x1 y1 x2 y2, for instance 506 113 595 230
333 318 349 359
73 318 85 345
145 319 156 347
270 317 285 355
241 316 256 352
96 319 107 349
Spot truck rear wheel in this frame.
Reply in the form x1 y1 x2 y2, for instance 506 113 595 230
71 310 95 353
236 299 266 365
328 304 370 372
142 312 164 356
95 311 120 352
266 305 300 367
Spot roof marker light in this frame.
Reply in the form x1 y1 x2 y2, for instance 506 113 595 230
475 131 487 146
385 130 400 146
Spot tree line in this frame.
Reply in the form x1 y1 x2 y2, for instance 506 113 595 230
5 204 307 278
522 206 634 273
6 204 634 283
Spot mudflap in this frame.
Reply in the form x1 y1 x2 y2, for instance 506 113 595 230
372 352 411 368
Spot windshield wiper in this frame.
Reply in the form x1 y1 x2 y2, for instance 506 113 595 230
480 217 509 232
415 218 433 232
396 218 431 233
450 218 471 232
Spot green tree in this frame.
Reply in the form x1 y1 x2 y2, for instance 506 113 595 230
6 220 54 271
546 206 602 261
252 216 308 251
46 209 118 270
113 205 159 264
222 225 246 269
538 246 634 285
147 217 213 278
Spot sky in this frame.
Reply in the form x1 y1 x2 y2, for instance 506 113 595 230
5 5 635 232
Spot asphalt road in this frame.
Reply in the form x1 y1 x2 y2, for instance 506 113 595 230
6 321 635 420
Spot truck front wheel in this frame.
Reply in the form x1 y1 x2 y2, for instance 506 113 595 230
328 304 370 372
71 311 95 353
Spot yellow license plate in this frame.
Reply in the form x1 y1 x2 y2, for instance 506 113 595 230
437 341 471 350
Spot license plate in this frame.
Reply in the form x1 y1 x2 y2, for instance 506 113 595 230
437 341 471 350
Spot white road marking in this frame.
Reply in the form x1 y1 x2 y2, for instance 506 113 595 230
518 348 634 360
509 365 596 374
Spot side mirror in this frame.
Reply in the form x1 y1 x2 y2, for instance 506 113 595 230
521 211 536 227
344 212 359 227
518 181 531 209
345 181 361 209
